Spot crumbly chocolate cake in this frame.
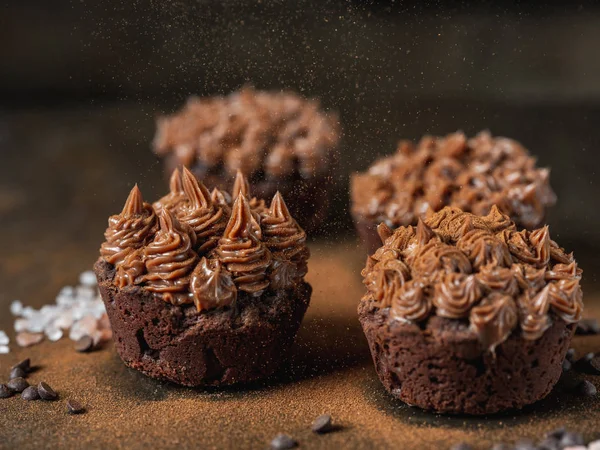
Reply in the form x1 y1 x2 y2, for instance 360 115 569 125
351 131 556 253
358 206 583 415
95 167 311 386
152 87 340 232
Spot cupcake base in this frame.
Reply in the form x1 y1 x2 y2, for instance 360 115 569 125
163 154 333 234
358 302 575 415
95 259 311 387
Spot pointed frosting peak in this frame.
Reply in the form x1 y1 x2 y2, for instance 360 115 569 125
121 184 145 216
460 215 474 236
169 168 184 195
377 223 393 244
232 170 250 199
269 191 292 220
416 219 435 247
223 193 256 239
181 166 211 210
158 207 176 232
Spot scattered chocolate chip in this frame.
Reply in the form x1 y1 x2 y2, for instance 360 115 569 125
576 318 600 335
560 431 585 447
565 348 576 362
574 352 596 374
66 399 85 414
450 444 472 450
588 355 600 375
270 433 297 450
21 386 40 400
0 384 13 398
311 414 333 434
576 380 597 397
38 382 58 401
75 335 94 353
562 359 572 372
7 377 29 393
10 367 27 380
12 358 31 373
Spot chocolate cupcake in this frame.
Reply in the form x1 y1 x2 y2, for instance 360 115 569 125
152 87 340 232
95 168 311 386
351 131 556 253
358 206 582 415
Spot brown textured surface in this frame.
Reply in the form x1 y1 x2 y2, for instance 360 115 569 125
359 306 575 415
0 106 599 449
95 258 311 386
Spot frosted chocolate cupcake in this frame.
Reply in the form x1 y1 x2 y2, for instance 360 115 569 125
358 206 582 415
351 131 556 253
152 87 340 232
95 168 311 386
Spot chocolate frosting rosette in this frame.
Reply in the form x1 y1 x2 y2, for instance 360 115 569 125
95 170 312 387
358 206 582 415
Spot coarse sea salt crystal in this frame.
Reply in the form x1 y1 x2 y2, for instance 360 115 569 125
54 311 74 330
588 441 600 450
14 318 29 333
21 306 35 318
45 326 63 342
0 330 8 345
79 271 97 287
16 332 43 347
10 300 23 316
0 345 9 354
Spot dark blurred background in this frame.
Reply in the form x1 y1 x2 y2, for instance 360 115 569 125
0 0 599 287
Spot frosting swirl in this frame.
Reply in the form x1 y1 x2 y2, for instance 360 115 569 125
143 209 198 305
361 206 584 350
216 194 272 296
190 257 237 311
100 185 157 266
178 167 228 254
153 169 187 213
351 131 556 231
114 249 146 288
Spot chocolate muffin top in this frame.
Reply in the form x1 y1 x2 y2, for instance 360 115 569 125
99 167 309 311
351 131 556 230
361 206 582 350
153 87 340 179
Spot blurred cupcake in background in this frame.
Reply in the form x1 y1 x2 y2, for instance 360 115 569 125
153 87 340 233
350 131 556 253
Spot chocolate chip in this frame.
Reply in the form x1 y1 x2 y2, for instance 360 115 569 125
66 399 85 414
11 358 31 373
565 348 576 362
589 355 600 375
562 359 572 372
560 431 585 447
7 377 29 393
270 433 297 449
450 443 472 450
21 386 39 400
0 384 13 399
10 367 26 380
311 414 333 434
574 352 596 374
38 382 58 401
75 335 94 353
576 380 597 396
576 318 600 335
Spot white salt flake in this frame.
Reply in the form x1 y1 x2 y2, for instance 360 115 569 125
0 345 9 354
0 330 9 345
79 271 97 287
21 306 35 318
14 318 29 333
45 327 63 342
59 286 75 297
588 442 600 450
10 300 23 316
16 332 44 347
68 326 86 342
54 311 74 330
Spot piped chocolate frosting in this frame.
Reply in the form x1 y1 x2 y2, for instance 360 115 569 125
152 87 340 179
361 206 583 350
351 131 556 230
100 170 309 310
